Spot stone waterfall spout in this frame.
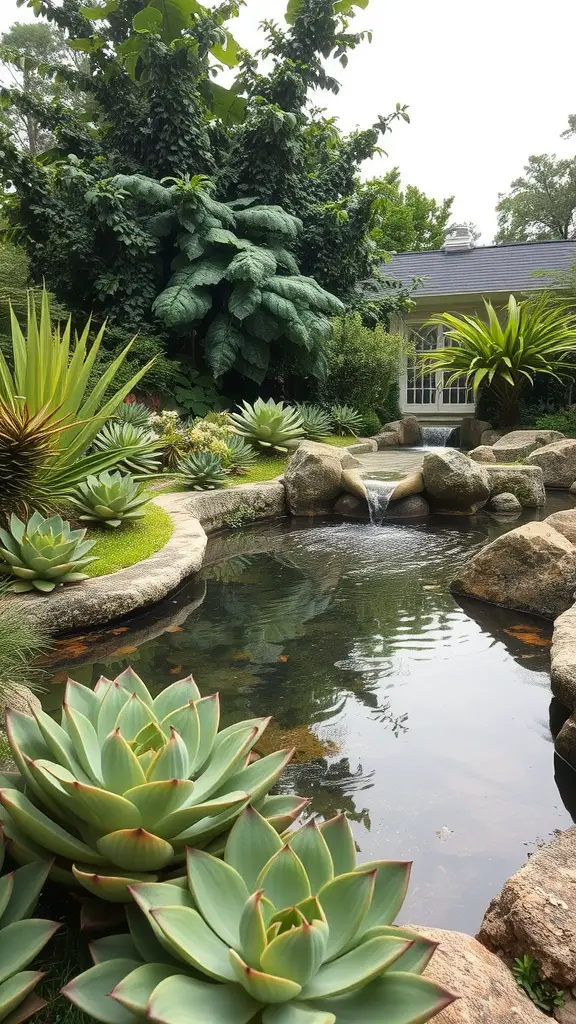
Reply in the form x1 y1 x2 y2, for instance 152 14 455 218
341 468 368 501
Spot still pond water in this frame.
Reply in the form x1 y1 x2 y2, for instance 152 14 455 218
46 496 576 934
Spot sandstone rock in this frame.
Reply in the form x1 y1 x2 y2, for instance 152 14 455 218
570 482 576 496
410 925 547 1023
546 511 576 546
484 465 546 508
551 603 576 712
390 470 425 501
490 492 522 514
469 446 497 464
478 826 576 988
555 992 576 1023
183 481 287 532
460 418 493 450
345 440 377 454
387 494 430 519
283 440 361 516
492 429 566 463
340 468 368 501
383 415 422 446
526 440 576 489
422 449 490 514
375 429 400 449
481 429 505 446
555 711 576 769
451 522 576 618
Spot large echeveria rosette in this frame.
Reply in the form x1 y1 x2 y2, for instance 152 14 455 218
0 669 306 901
63 808 457 1024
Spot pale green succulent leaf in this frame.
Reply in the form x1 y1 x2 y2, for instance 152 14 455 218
64 679 100 725
229 949 302 1003
288 820 333 894
62 959 143 1024
152 906 237 982
0 871 14 920
319 971 457 1024
0 970 45 1022
133 722 165 757
186 848 248 948
318 816 356 876
190 725 260 804
225 806 283 891
97 830 174 872
261 921 328 987
318 870 375 961
238 891 267 968
111 963 176 1015
147 730 190 784
63 705 102 784
159 702 200 768
358 926 438 975
0 789 107 865
97 683 131 743
32 707 82 777
125 905 182 967
0 920 60 986
101 729 147 795
189 694 220 773
123 780 196 832
257 845 311 909
146 974 260 1024
90 934 140 964
2 860 52 926
112 669 154 708
155 791 248 841
152 678 201 720
355 861 412 932
254 795 310 833
115 696 153 744
301 936 411 1000
71 866 159 903
54 775 142 832
262 1004 335 1024
216 748 293 804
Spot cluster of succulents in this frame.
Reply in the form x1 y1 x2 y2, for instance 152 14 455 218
230 399 305 454
149 412 257 486
68 471 152 528
63 809 456 1024
0 512 98 593
0 669 305 901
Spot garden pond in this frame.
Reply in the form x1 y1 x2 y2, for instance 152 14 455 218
44 493 576 936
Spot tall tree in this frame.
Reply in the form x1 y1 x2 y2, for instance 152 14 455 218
495 154 576 243
363 168 454 253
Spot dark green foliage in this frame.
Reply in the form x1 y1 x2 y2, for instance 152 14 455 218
366 169 454 252
512 956 565 1014
361 410 382 435
496 154 576 242
295 403 333 440
317 313 406 420
330 403 364 435
534 409 576 437
87 327 183 401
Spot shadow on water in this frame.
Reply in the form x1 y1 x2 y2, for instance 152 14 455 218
44 504 576 932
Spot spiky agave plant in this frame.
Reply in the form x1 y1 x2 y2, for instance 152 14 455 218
178 451 228 490
0 669 306 901
330 405 364 437
114 402 152 428
296 403 333 441
224 433 257 474
68 471 152 528
93 423 162 476
0 849 59 1024
63 808 457 1024
230 399 305 454
0 513 98 593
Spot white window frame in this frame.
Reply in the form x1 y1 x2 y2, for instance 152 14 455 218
400 323 476 415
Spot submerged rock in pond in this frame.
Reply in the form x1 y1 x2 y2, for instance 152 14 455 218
451 522 576 619
283 440 361 516
478 826 576 989
484 465 546 508
489 492 522 514
333 492 430 520
422 449 490 514
411 925 548 1022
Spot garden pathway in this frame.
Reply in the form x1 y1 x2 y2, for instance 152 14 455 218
357 449 425 477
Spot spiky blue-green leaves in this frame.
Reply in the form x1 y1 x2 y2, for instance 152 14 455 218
329 405 364 437
178 451 228 490
68 471 153 528
62 810 456 1024
230 399 305 453
0 513 98 593
92 423 162 476
0 670 305 901
0 846 59 1024
295 404 333 441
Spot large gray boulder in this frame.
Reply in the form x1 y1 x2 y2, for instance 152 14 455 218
492 429 565 462
489 492 522 514
546 510 576 546
551 603 576 712
381 414 422 446
478 827 576 988
469 445 496 464
460 418 493 450
422 449 490 514
451 522 576 618
484 464 546 508
481 429 505 446
411 926 547 1023
374 428 400 449
526 439 576 489
283 440 361 516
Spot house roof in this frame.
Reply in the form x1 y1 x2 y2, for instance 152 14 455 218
381 239 576 298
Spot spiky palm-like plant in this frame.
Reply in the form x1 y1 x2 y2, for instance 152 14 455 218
330 405 364 436
230 399 305 453
179 451 228 489
63 809 456 1024
0 403 71 519
0 669 305 901
68 471 152 528
93 423 162 475
0 850 59 1024
0 513 98 593
421 295 576 426
296 403 333 441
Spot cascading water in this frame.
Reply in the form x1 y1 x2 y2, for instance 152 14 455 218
364 480 397 526
421 425 457 448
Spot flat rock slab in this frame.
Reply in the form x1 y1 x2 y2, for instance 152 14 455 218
527 440 576 489
551 602 576 711
181 481 287 533
492 429 565 462
484 465 546 508
411 926 547 1022
451 522 576 619
478 827 576 988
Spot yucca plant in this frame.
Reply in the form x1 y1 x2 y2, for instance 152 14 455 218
0 669 305 901
93 423 162 476
330 404 364 436
230 399 305 453
0 849 59 1024
0 402 72 518
0 288 155 467
63 808 456 1024
114 402 152 428
0 513 98 593
178 451 228 490
225 433 258 473
421 295 576 426
67 471 152 528
296 403 333 440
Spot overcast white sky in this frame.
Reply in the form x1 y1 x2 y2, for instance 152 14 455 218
2 0 575 243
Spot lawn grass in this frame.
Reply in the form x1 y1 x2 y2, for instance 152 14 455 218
231 455 288 484
320 434 360 447
84 502 174 578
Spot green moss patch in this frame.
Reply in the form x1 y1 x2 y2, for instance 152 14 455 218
319 435 360 447
85 503 174 578
230 455 288 484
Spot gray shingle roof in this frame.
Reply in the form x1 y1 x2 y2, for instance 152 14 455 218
381 239 576 297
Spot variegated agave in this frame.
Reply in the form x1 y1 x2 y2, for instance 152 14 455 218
0 670 304 902
0 849 59 1024
63 809 456 1024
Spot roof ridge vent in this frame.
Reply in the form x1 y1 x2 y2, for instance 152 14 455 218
443 225 474 253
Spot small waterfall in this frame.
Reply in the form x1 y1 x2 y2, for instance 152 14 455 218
364 480 396 526
421 425 458 448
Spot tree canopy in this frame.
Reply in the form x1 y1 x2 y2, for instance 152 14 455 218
495 153 576 243
364 168 454 253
